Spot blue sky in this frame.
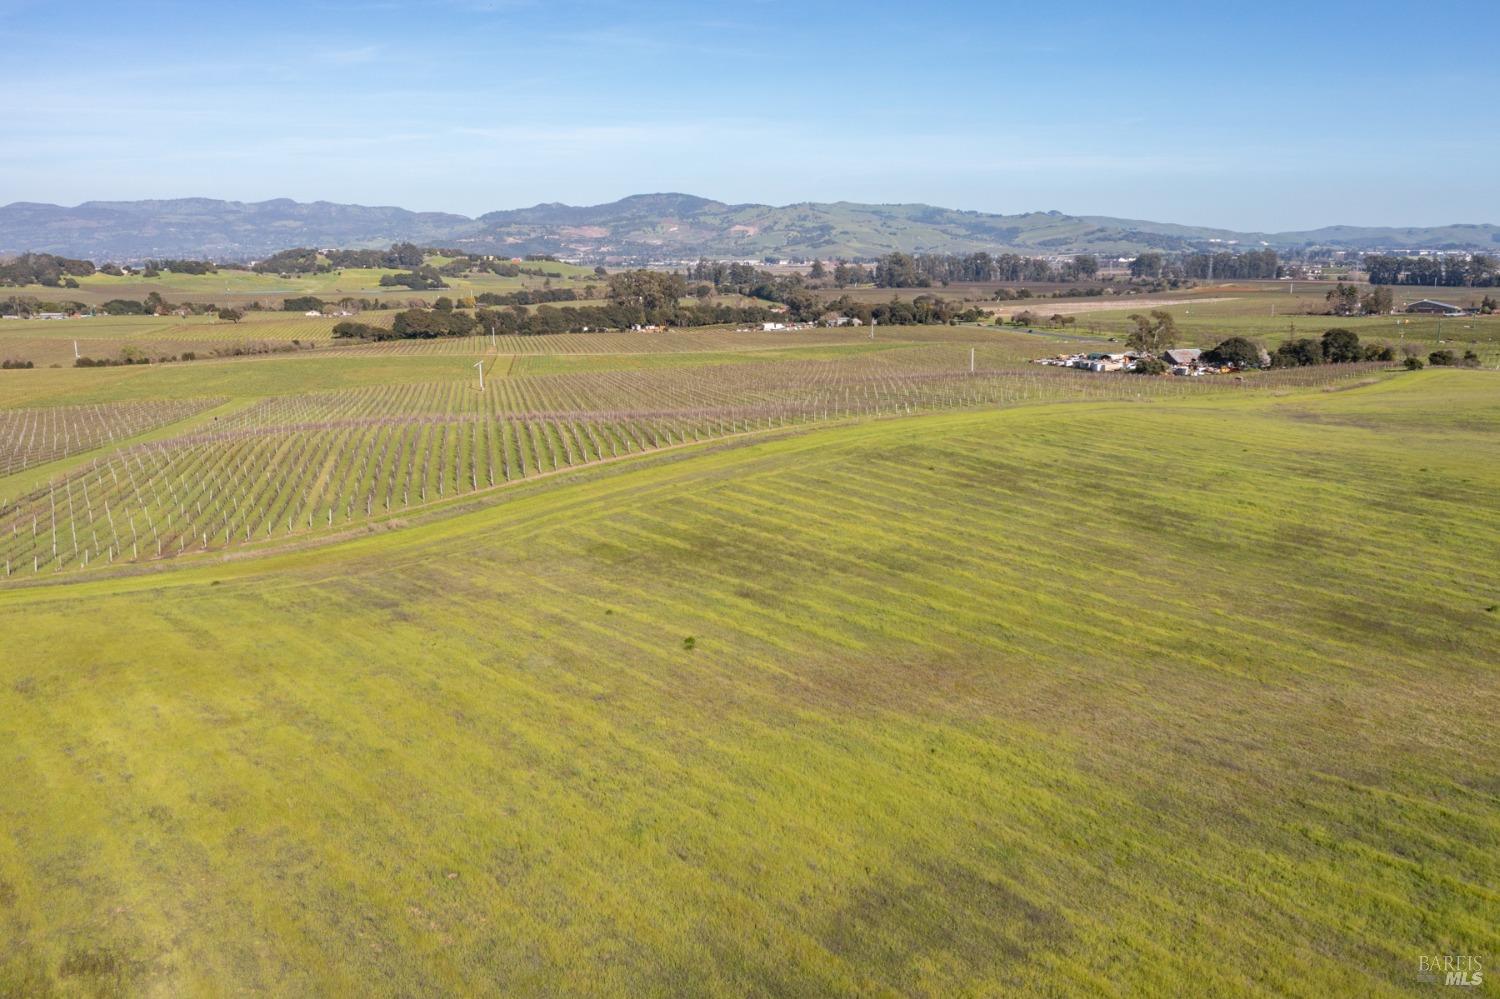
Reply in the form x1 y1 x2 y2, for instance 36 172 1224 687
2 0 1496 230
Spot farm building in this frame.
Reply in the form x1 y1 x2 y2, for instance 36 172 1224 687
1163 348 1202 366
1405 300 1465 316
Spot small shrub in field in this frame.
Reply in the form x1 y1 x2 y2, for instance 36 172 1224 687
682 636 696 650
1404 356 1425 370
1429 350 1456 366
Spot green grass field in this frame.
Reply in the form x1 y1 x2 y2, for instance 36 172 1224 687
0 318 1495 994
4 258 599 309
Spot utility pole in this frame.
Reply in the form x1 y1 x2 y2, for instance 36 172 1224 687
969 347 975 373
474 360 484 391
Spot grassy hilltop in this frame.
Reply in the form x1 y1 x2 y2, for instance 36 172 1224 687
0 315 1495 994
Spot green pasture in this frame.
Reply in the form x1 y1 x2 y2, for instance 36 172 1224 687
4 258 599 308
0 353 480 408
0 371 1495 995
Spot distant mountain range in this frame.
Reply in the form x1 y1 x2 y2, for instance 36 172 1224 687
3 194 1498 261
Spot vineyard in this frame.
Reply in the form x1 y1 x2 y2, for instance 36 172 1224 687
0 351 1382 576
0 397 220 476
0 313 364 366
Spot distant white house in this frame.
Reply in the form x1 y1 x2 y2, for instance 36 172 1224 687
304 310 322 317
761 322 787 331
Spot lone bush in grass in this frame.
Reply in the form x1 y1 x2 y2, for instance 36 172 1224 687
1429 350 1457 366
1362 343 1394 362
1404 356 1425 370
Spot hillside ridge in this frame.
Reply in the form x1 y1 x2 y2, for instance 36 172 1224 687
3 193 1498 261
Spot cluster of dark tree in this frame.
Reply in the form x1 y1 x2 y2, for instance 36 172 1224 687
393 309 479 337
1129 249 1280 282
1363 254 1499 287
1324 283 1394 316
140 258 217 275
91 295 227 317
253 243 428 274
1270 329 1395 367
681 262 822 318
268 296 395 313
491 302 777 336
2 295 70 316
1007 310 1077 328
2 359 36 369
1179 249 1281 280
75 354 156 367
0 253 96 287
378 267 448 290
607 270 689 311
475 288 580 306
334 297 781 341
249 243 582 281
820 294 986 326
101 298 148 314
687 259 778 287
473 259 567 278
1422 349 1482 368
870 252 1090 288
1127 253 1166 279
